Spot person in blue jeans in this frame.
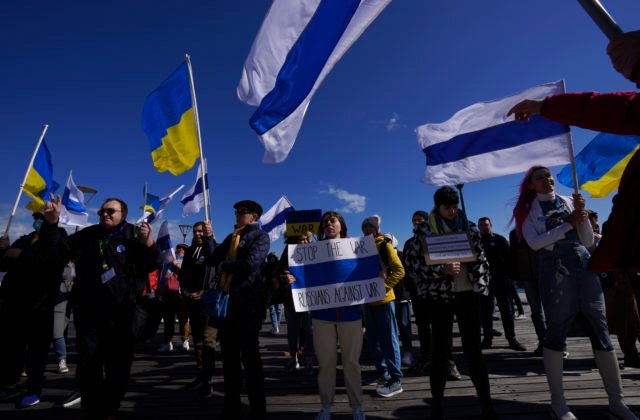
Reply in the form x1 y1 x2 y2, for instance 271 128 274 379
513 166 637 420
361 215 405 398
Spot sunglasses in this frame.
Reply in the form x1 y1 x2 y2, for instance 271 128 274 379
235 209 252 216
98 208 121 216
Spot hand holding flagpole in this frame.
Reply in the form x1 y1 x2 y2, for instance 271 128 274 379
4 124 49 237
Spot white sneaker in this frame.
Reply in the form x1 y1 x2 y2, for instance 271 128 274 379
315 407 331 420
352 407 366 420
58 359 69 374
182 340 190 351
401 350 414 366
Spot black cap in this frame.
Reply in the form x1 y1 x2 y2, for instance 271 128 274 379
233 200 263 218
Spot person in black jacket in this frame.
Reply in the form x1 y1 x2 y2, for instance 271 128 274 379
207 200 270 420
0 210 69 407
179 220 218 399
51 196 159 419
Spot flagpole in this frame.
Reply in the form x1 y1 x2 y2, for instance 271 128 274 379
142 181 148 224
4 124 49 237
185 54 210 221
455 184 467 215
576 0 623 40
560 80 580 195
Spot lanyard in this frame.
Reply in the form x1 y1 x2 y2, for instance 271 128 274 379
98 223 128 272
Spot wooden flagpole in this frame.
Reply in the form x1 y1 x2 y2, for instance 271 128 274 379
185 54 210 221
4 124 49 237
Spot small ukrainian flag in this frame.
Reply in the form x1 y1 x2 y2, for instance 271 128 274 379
24 139 59 212
557 133 640 198
142 62 200 176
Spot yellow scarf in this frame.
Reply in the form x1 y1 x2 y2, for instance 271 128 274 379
219 225 246 292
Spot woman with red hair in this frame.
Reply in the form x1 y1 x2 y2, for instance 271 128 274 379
513 166 636 420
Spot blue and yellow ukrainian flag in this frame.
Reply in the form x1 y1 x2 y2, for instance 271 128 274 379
24 139 59 212
142 62 199 176
557 133 640 198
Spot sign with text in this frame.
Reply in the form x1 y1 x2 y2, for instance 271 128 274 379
285 209 322 236
287 235 384 312
423 232 477 265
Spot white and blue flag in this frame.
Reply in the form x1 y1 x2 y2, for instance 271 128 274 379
238 0 391 163
156 220 175 264
260 195 294 242
416 81 572 185
60 171 89 227
287 235 385 312
181 159 209 217
140 185 185 224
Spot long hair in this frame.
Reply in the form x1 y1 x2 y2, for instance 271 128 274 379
512 165 548 239
317 211 348 240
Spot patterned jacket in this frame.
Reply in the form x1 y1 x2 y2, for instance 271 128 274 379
403 221 490 302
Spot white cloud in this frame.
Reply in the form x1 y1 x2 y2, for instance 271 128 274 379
385 112 406 132
321 185 366 214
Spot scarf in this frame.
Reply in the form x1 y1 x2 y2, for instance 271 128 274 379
428 210 469 234
219 225 246 292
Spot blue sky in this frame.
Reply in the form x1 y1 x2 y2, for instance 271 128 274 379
2 0 639 252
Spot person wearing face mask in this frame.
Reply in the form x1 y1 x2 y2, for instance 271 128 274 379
513 166 637 420
0 211 69 408
404 187 497 420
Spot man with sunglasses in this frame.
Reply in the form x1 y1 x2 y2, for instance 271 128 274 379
46 195 159 419
206 200 270 420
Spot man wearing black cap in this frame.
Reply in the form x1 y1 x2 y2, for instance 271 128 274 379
206 199 270 419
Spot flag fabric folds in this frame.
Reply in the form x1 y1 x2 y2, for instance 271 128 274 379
260 196 294 242
60 171 89 227
557 133 640 198
140 185 185 224
237 0 390 163
181 159 209 217
142 62 200 176
24 139 59 212
416 81 571 185
157 220 176 265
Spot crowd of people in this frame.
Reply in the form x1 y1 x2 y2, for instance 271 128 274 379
2 25 640 420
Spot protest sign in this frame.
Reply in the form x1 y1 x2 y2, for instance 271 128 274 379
422 232 477 265
287 235 384 312
285 209 321 236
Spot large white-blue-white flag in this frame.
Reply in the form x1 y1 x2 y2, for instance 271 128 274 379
260 195 294 242
287 235 385 312
181 159 209 217
140 185 185 224
238 0 391 163
416 81 572 185
60 171 89 227
156 220 175 264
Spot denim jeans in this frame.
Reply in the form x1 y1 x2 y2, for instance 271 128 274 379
364 301 402 378
395 301 413 350
522 278 547 343
538 238 613 352
284 305 314 357
269 304 283 330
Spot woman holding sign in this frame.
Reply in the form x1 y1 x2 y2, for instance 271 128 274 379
286 211 365 420
513 166 636 420
404 186 497 420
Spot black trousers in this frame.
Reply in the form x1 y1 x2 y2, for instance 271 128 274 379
429 291 492 408
481 282 516 342
0 303 53 394
74 303 134 418
411 294 434 361
220 317 266 417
